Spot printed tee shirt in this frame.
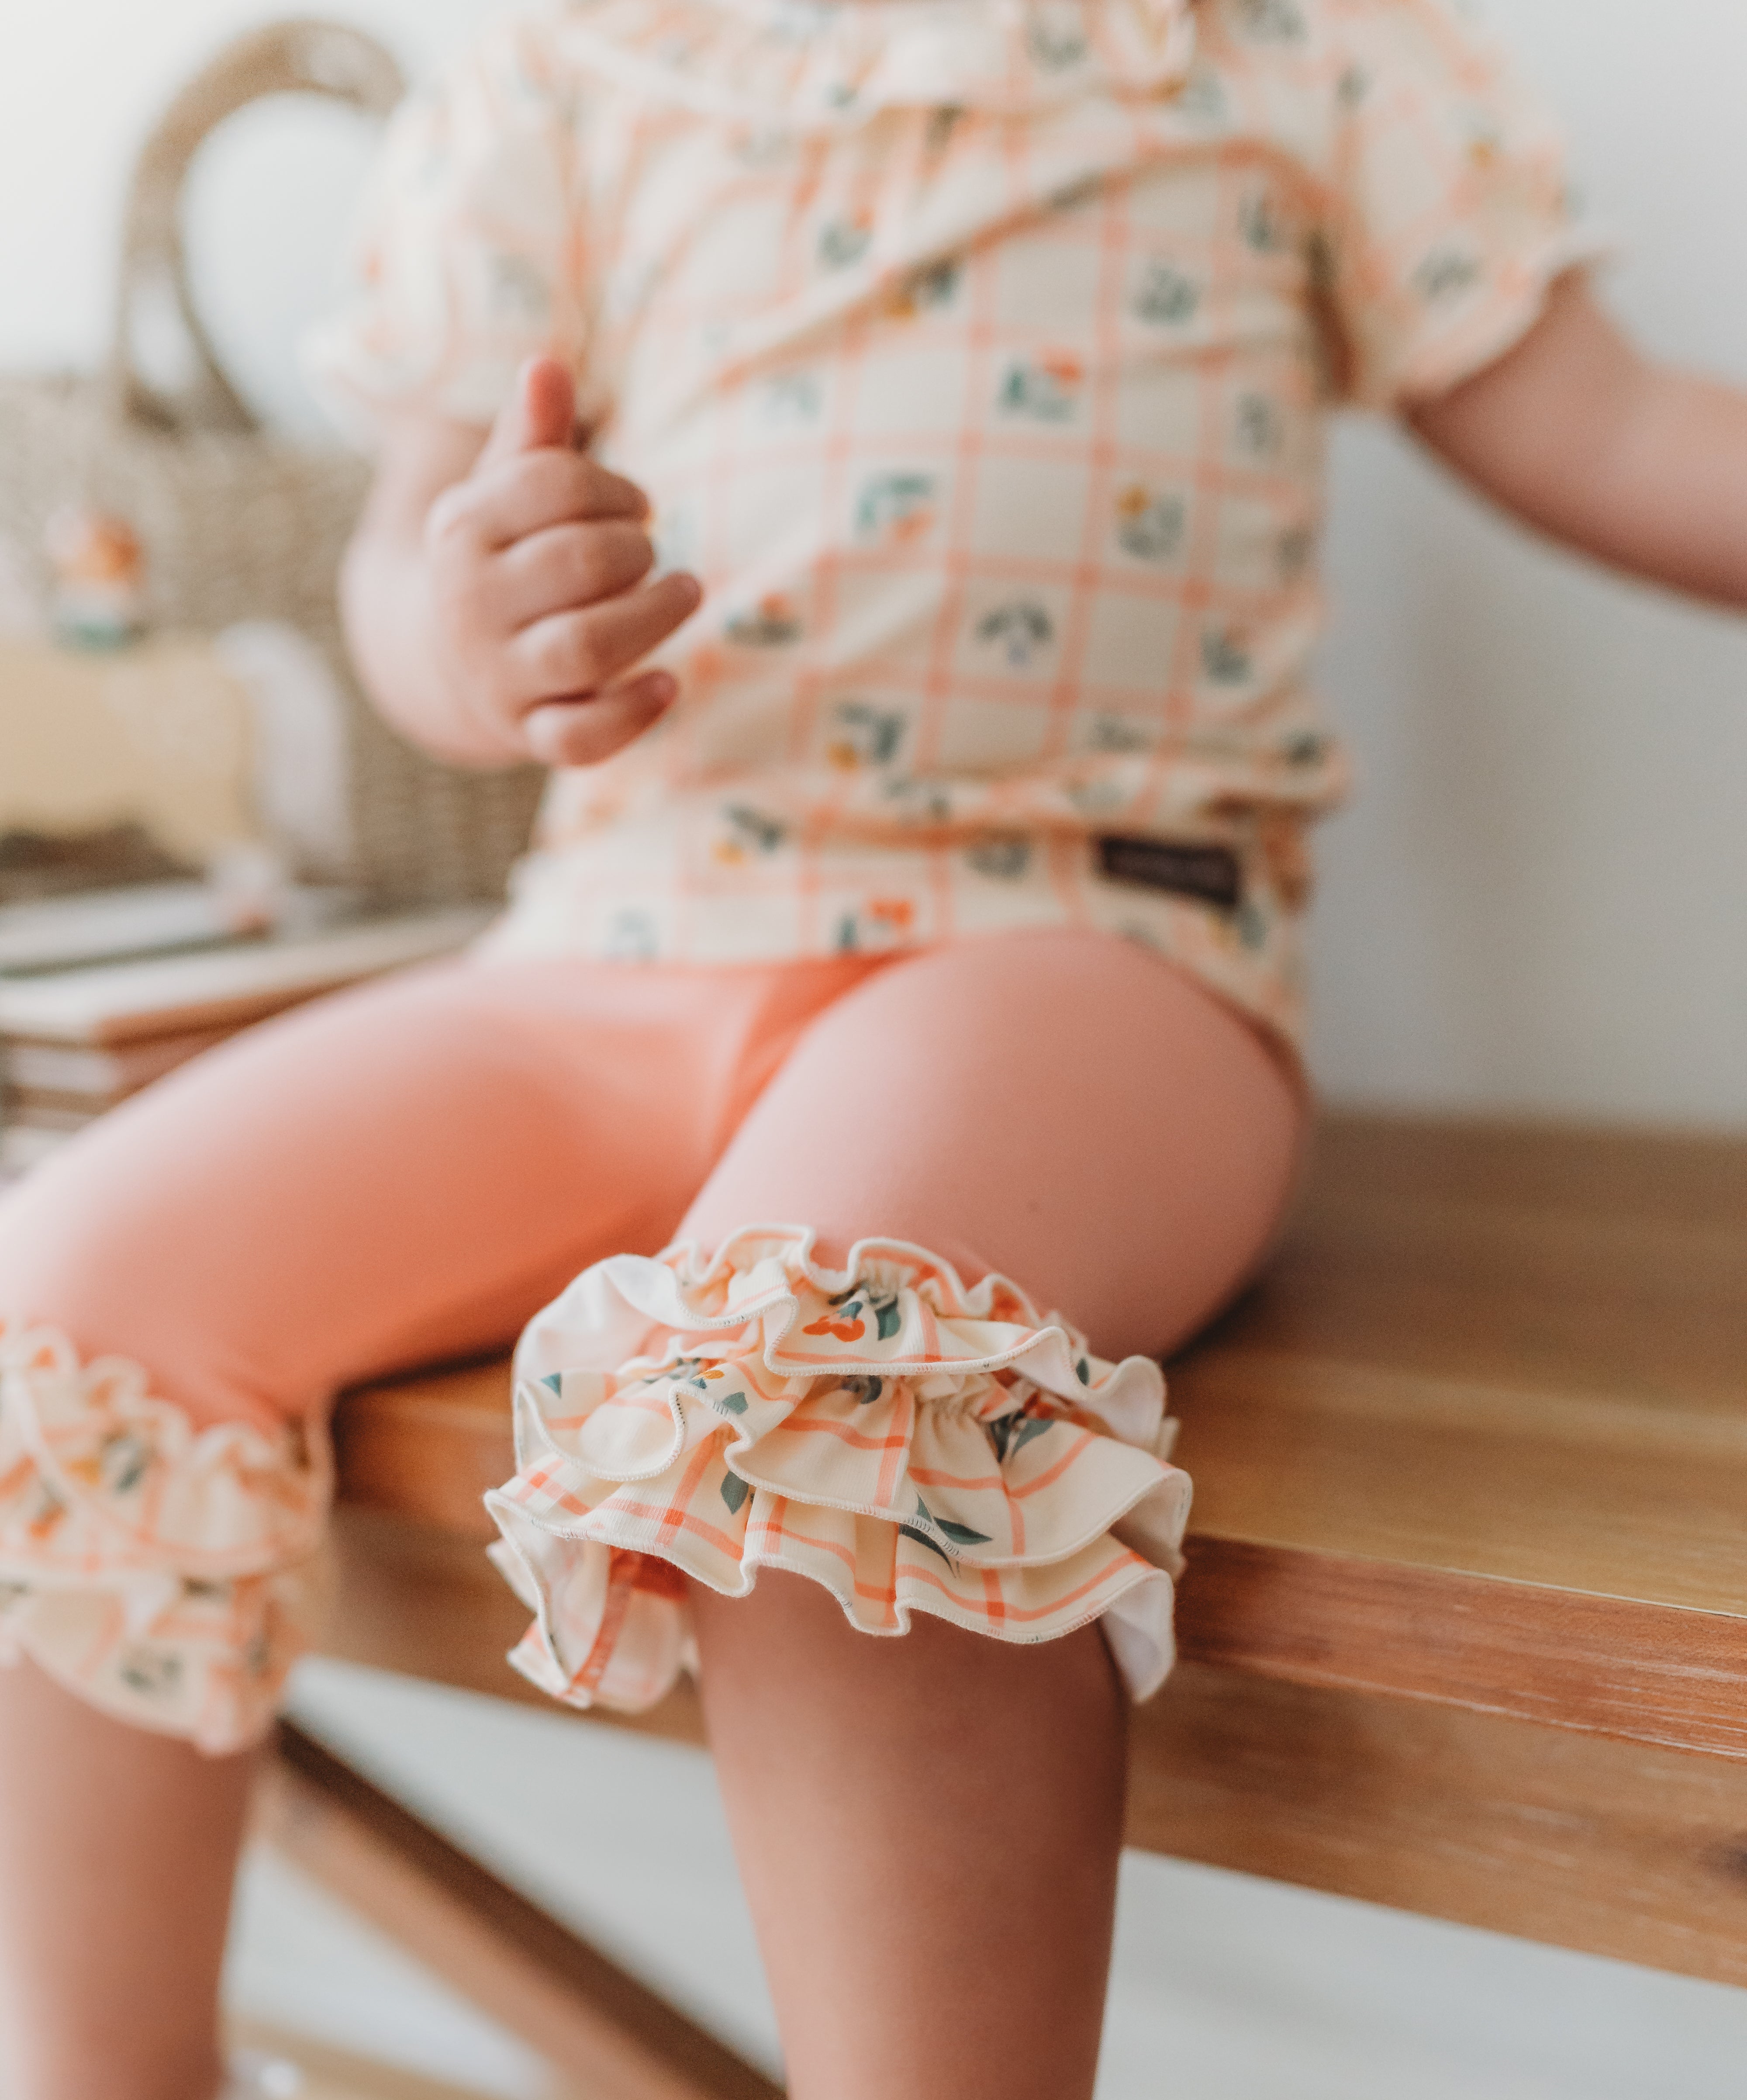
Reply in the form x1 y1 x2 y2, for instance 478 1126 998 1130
307 0 1595 1048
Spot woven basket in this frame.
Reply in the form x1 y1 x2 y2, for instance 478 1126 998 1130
0 18 544 904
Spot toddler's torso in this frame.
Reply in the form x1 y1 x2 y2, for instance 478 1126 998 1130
326 0 1578 1047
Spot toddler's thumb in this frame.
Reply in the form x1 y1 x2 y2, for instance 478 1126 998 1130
480 356 577 464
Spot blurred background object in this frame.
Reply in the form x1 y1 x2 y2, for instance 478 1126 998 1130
0 15 544 917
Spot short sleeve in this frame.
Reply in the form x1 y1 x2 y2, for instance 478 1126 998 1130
302 13 590 441
1317 0 1604 410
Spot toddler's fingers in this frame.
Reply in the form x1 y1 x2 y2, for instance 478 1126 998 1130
433 449 650 552
520 670 677 767
494 519 656 629
511 571 703 703
477 355 577 468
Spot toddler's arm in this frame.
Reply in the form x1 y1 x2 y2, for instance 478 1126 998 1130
341 358 702 769
1411 273 1747 609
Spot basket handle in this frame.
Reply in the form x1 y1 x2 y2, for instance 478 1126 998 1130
109 17 406 435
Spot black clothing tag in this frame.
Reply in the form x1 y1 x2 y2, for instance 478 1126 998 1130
1094 835 1243 911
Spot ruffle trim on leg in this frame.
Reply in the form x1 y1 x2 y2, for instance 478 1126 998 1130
486 1228 1191 1714
0 1318 331 1753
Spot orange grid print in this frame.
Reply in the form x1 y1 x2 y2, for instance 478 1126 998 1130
308 0 1600 1052
485 1227 1192 1713
0 1317 330 1752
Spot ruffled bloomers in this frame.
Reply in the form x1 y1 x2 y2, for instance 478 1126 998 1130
487 1230 1191 1711
0 1318 329 1754
0 1235 1189 1748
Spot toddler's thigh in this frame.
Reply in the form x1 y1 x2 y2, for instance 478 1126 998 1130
0 959 684 1426
681 930 1306 1359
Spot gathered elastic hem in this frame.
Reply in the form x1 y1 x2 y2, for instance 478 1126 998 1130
486 1228 1191 1713
0 1318 331 1753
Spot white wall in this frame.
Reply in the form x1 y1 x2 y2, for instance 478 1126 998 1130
1312 3 1747 1125
5 1 1746 1125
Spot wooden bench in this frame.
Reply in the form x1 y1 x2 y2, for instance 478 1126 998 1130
267 1114 1747 2100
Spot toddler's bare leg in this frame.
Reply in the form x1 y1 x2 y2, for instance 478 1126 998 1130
691 1578 1126 2100
0 954 791 2100
678 930 1305 2097
0 1663 255 2100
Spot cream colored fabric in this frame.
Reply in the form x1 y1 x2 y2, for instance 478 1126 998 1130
487 1228 1190 1710
309 0 1593 1050
0 1317 328 1752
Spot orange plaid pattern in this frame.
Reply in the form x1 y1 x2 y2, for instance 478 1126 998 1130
0 1317 329 1753
486 1228 1190 1709
310 0 1592 1052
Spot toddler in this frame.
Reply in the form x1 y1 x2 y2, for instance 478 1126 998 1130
4 2 1746 2096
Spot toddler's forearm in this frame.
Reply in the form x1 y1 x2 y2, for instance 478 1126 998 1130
1412 274 1747 612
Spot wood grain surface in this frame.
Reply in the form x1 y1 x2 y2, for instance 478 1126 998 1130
331 1115 1747 1756
318 1515 1747 1989
1170 1116 1747 1619
1128 1662 1747 1989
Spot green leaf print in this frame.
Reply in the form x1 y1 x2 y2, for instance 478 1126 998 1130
842 1377 884 1405
1413 247 1483 305
721 1473 752 1516
542 1373 563 1396
965 832 1033 880
117 1648 183 1699
818 216 872 270
832 699 908 766
1132 262 1200 327
1026 14 1088 68
853 473 938 546
100 1430 153 1496
1076 1356 1092 1385
915 1495 992 1549
723 805 787 855
989 1412 1054 1463
935 1516 994 1546
1234 0 1307 41
1202 627 1253 685
714 1390 749 1416
874 1296 902 1341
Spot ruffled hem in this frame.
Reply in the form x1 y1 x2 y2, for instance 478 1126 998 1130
555 0 1197 128
486 1228 1191 1712
0 1318 331 1753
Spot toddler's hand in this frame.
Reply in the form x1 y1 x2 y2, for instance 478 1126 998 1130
422 357 702 767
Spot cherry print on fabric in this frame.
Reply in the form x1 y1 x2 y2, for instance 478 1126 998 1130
307 0 1602 1055
486 1228 1191 1713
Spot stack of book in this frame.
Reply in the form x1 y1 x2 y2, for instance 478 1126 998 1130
0 903 494 1180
